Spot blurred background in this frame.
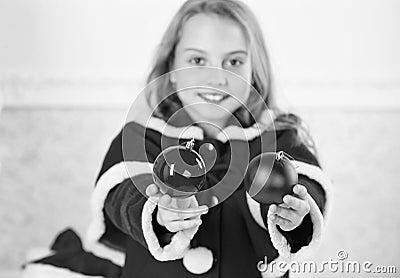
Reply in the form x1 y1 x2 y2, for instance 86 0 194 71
0 0 399 277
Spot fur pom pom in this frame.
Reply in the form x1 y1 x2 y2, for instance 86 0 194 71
183 247 213 274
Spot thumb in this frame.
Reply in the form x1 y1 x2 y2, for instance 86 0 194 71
158 194 172 210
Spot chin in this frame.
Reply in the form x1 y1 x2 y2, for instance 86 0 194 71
187 108 229 125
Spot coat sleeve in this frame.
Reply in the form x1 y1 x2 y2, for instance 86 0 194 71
86 122 201 262
246 128 332 262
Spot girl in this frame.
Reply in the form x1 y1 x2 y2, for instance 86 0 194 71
25 0 331 277
92 0 331 277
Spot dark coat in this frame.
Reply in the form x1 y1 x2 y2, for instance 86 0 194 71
24 112 331 278
92 112 330 278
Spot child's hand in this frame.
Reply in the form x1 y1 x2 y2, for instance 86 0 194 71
145 184 209 233
268 184 310 231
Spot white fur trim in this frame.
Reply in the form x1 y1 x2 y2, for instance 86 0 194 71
22 263 104 278
146 109 276 143
245 193 267 230
216 125 261 143
248 160 332 271
267 160 332 262
141 196 201 261
260 198 325 277
86 161 153 244
183 247 213 274
83 240 125 267
267 195 323 262
216 110 276 143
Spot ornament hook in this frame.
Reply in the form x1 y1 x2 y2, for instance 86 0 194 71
276 151 284 161
185 138 195 150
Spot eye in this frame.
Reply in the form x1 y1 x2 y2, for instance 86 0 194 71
189 57 206 66
225 58 243 68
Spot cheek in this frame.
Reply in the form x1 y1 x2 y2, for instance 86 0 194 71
229 63 252 100
174 71 201 89
177 91 188 105
227 77 251 103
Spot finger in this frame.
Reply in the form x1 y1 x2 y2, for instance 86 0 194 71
166 219 202 233
175 210 205 221
168 205 209 216
270 204 298 222
293 184 308 200
160 209 201 223
158 194 172 209
268 214 293 231
145 184 159 196
179 205 209 215
176 198 191 209
282 195 306 212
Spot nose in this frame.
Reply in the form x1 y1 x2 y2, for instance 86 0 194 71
205 68 228 87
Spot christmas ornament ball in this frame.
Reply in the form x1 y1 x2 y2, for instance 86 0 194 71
244 151 298 205
153 139 207 198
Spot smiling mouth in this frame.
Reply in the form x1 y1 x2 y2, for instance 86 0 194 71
197 92 230 103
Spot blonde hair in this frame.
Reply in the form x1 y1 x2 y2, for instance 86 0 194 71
145 0 318 157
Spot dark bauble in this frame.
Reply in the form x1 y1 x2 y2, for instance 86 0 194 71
153 139 206 198
244 151 298 205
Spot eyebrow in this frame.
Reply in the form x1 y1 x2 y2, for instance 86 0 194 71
183 48 248 56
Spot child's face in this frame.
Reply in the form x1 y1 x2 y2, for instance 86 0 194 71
171 14 252 126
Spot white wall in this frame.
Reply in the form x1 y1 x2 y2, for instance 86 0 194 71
0 0 399 109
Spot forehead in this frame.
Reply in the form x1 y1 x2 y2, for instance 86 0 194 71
176 13 248 52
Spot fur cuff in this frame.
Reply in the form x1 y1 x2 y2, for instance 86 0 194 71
267 160 332 262
142 196 214 274
267 194 323 261
141 196 201 261
86 161 153 243
246 159 332 265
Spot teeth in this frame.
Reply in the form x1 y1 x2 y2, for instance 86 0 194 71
199 93 226 102
203 94 223 101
